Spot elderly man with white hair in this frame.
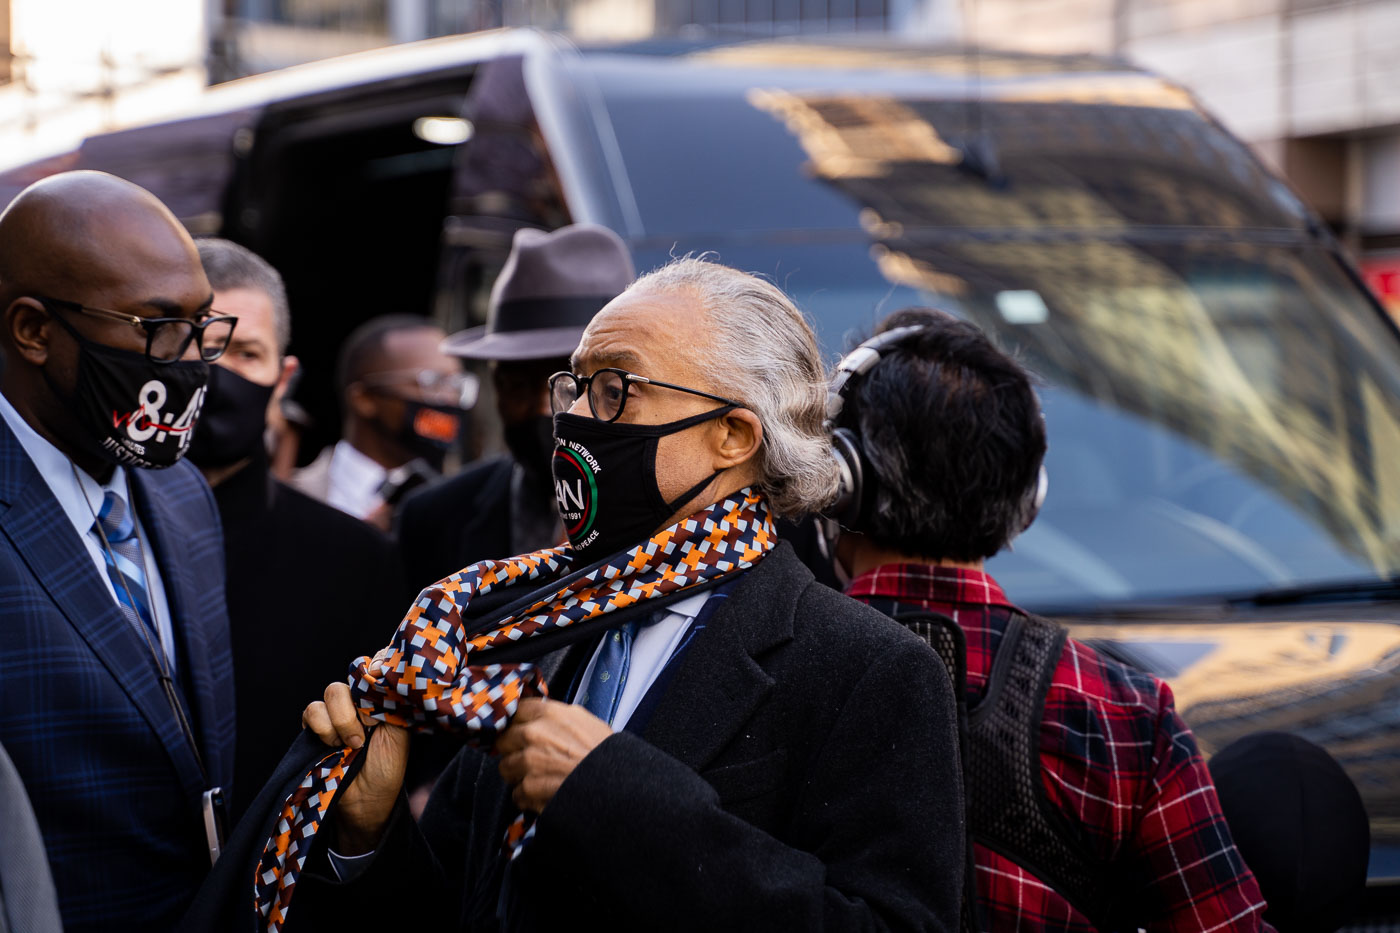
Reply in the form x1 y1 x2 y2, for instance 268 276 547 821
272 258 963 931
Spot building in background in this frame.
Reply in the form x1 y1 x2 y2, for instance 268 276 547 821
952 0 1400 313
0 0 206 173
210 0 939 67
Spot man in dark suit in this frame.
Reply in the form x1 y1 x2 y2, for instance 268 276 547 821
298 258 966 930
396 224 635 594
186 238 405 820
0 171 236 931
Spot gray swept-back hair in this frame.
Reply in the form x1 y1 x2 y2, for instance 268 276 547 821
627 257 839 517
196 237 291 355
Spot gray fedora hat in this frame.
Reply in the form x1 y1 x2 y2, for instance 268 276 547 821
442 223 634 361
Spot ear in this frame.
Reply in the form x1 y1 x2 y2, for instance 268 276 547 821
347 381 377 419
6 298 52 366
273 354 299 407
711 408 763 471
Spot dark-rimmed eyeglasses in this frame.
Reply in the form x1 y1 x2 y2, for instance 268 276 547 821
549 368 741 423
35 296 238 365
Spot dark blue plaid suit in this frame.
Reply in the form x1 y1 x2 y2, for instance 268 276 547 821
0 415 236 932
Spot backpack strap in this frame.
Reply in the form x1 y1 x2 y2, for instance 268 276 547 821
967 611 1115 926
870 601 980 933
894 611 969 703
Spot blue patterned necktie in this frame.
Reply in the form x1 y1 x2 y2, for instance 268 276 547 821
579 618 645 725
91 489 159 644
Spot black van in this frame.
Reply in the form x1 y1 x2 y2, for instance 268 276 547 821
7 30 1398 920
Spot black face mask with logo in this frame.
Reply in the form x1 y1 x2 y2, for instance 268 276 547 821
551 406 735 557
45 314 208 470
187 364 276 469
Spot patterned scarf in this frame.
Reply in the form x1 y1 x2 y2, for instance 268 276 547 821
252 489 776 932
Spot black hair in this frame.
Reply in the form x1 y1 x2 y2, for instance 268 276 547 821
840 307 1047 563
335 314 438 398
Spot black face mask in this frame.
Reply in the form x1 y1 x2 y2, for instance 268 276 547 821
45 314 208 470
504 414 556 484
396 399 463 472
551 406 734 557
187 364 276 469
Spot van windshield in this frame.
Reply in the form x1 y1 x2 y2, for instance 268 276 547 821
591 68 1400 610
590 62 1308 239
633 235 1400 610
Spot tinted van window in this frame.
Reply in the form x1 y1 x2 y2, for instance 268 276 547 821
591 62 1305 238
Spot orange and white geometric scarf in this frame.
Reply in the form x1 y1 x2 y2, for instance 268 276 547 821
252 489 776 932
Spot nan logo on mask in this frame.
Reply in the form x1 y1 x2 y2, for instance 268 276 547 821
553 437 602 551
550 409 735 559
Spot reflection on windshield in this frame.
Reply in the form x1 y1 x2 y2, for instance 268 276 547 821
614 76 1400 607
1004 387 1375 605
873 238 1400 605
632 231 1400 607
863 234 1400 595
692 44 1128 79
722 86 1400 607
745 88 1302 231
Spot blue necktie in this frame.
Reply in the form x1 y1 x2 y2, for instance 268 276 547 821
91 489 159 644
580 619 643 725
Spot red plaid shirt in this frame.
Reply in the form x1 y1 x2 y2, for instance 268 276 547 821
848 563 1271 933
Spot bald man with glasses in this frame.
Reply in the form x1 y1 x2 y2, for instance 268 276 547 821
0 171 237 933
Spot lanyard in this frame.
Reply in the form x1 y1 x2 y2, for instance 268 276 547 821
71 461 210 788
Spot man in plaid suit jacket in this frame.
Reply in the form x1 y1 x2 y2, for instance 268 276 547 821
0 172 236 932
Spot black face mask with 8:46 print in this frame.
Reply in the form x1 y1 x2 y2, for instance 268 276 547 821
45 314 208 470
551 406 734 557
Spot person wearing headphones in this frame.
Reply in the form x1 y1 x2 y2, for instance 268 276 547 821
827 307 1273 932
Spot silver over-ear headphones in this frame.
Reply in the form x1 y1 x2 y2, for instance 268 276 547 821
825 326 924 529
824 324 1049 533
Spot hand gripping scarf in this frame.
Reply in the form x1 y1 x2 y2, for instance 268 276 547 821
252 489 776 932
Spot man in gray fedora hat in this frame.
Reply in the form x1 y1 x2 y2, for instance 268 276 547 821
397 223 635 593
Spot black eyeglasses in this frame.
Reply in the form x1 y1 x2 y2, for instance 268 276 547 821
35 296 238 365
550 368 741 422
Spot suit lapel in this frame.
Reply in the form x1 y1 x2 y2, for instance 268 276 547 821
640 545 800 772
543 637 599 700
0 435 207 797
128 467 224 789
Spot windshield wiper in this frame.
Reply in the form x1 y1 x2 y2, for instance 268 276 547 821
1227 577 1400 608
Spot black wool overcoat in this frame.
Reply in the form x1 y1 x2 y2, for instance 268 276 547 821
186 541 966 932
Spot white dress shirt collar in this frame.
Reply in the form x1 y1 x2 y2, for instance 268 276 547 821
0 391 129 533
0 391 176 667
577 589 713 731
326 439 387 520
